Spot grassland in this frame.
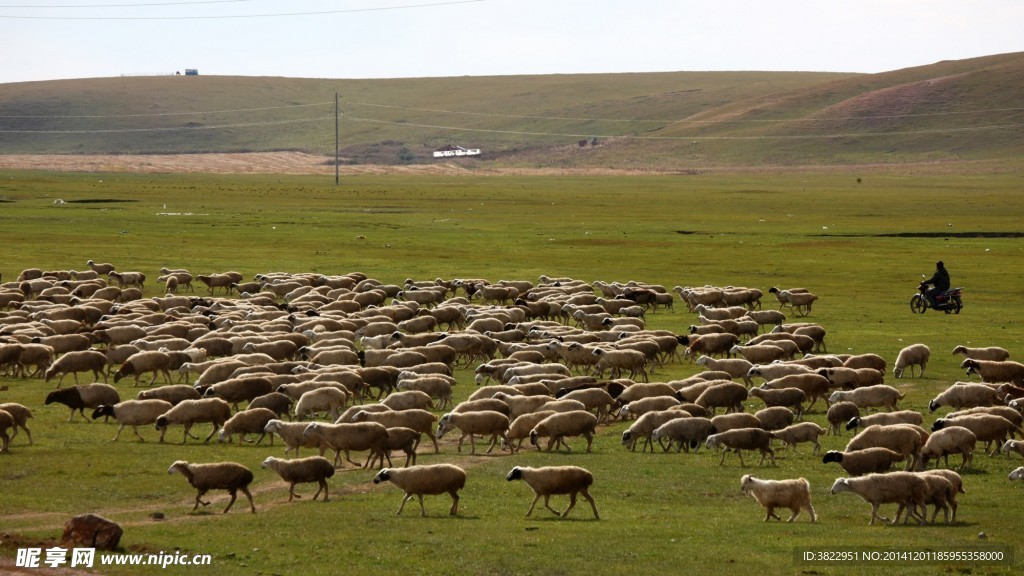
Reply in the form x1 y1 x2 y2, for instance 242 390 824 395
1 169 1023 575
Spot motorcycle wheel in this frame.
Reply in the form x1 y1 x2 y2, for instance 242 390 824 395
910 295 927 314
952 296 963 314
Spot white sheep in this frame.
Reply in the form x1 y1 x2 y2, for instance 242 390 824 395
507 466 599 519
137 384 202 405
705 428 776 466
263 419 328 458
372 464 467 516
828 385 905 411
167 460 256 514
927 383 1000 413
961 358 1024 385
294 386 348 421
217 408 278 446
261 456 335 502
822 448 906 476
932 414 1020 456
754 406 796 432
952 345 1010 362
845 424 925 471
530 410 599 453
893 343 930 379
303 421 389 468
591 348 649 382
829 472 928 525
91 399 173 442
155 398 232 444
730 344 788 364
651 416 714 453
1000 439 1024 459
694 381 748 415
748 387 805 417
740 475 815 522
845 410 924 432
920 426 977 470
436 410 509 454
620 409 689 452
772 422 826 455
0 410 13 453
42 349 108 386
503 411 557 454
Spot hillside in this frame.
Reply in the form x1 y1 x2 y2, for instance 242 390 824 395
1 52 1022 170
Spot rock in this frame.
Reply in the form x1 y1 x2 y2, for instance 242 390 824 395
60 514 122 551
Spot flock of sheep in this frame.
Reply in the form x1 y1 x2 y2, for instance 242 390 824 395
2 263 1024 526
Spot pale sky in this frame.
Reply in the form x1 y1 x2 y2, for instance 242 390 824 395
1 0 1022 84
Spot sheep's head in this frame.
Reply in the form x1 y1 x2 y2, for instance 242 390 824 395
845 417 862 431
373 469 392 484
260 456 278 469
829 477 850 494
302 422 322 438
928 399 941 413
931 419 947 432
506 467 525 481
821 450 843 465
167 460 189 475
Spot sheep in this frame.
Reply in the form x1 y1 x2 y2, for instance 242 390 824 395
263 419 328 458
558 387 615 424
45 383 121 423
740 475 815 523
845 424 925 471
591 348 649 382
0 403 33 445
932 414 1020 456
822 448 907 476
705 428 776 466
261 456 335 502
693 381 748 415
349 408 440 454
86 259 116 275
651 416 714 453
893 343 930 379
826 401 860 436
436 411 510 454
710 412 762 433
1001 439 1024 459
685 334 741 361
781 290 818 316
372 464 467 516
395 374 454 411
772 422 826 455
961 358 1024 385
530 410 599 453
760 373 831 410
829 472 928 525
952 345 1010 362
827 385 905 411
154 398 232 444
1009 467 1024 481
817 366 885 390
927 383 1000 412
381 390 434 411
303 421 389 468
730 344 788 364
920 426 977 470
919 469 964 523
217 408 278 446
137 384 202 405
366 427 422 468
754 406 796 432
845 410 925 432
91 399 173 442
247 391 294 419
113 350 174 386
167 460 255 514
507 466 599 519
0 410 14 453
42 349 108 387
842 353 887 372
202 376 276 411
745 362 812 384
294 387 348 421
620 409 689 452
748 387 805 417
618 395 681 419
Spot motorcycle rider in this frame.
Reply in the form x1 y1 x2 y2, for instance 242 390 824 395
921 261 950 308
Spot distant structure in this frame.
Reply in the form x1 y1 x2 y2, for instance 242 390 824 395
433 145 480 159
185 69 199 76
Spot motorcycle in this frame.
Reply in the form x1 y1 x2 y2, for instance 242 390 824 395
910 281 963 314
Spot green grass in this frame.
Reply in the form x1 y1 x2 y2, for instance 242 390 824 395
1 169 1023 575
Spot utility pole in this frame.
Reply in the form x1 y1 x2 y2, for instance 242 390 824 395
335 92 340 186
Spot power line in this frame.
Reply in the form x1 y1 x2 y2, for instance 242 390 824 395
0 0 489 19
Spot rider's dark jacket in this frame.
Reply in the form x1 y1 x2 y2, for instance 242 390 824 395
923 268 950 292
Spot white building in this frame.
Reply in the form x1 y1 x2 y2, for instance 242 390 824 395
433 145 481 158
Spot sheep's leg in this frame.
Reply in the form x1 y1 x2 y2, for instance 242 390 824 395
315 480 329 502
202 423 219 443
241 486 256 513
397 494 414 515
448 490 460 516
543 495 563 517
288 483 299 502
193 489 210 511
764 506 780 522
561 493 578 518
525 494 542 517
484 434 499 454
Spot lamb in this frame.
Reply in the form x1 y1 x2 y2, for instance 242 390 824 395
694 381 748 415
919 469 964 523
927 383 1000 412
372 464 467 516
113 350 174 386
952 345 1010 362
828 385 905 411
705 428 776 466
740 475 815 522
825 401 860 436
295 387 348 421
504 411 557 453
154 398 232 444
620 409 689 452
829 472 928 525
1000 439 1024 459
261 456 336 502
0 403 33 445
772 422 826 455
845 424 925 471
845 410 924 432
45 383 121 423
263 419 328 458
91 399 173 442
782 290 818 316
932 414 1020 456
920 426 977 470
0 410 14 453
42 350 108 387
651 416 715 453
961 358 1024 385
366 426 422 468
530 410 599 453
137 384 202 405
349 408 440 453
748 387 805 417
303 421 389 468
507 466 600 519
591 348 649 382
436 411 510 454
1009 467 1024 481
893 343 930 379
217 408 278 446
822 448 906 476
842 353 887 372
167 460 255 514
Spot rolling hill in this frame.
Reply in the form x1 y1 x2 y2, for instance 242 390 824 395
1 52 1022 170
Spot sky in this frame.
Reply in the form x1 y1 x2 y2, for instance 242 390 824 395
0 0 1022 84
